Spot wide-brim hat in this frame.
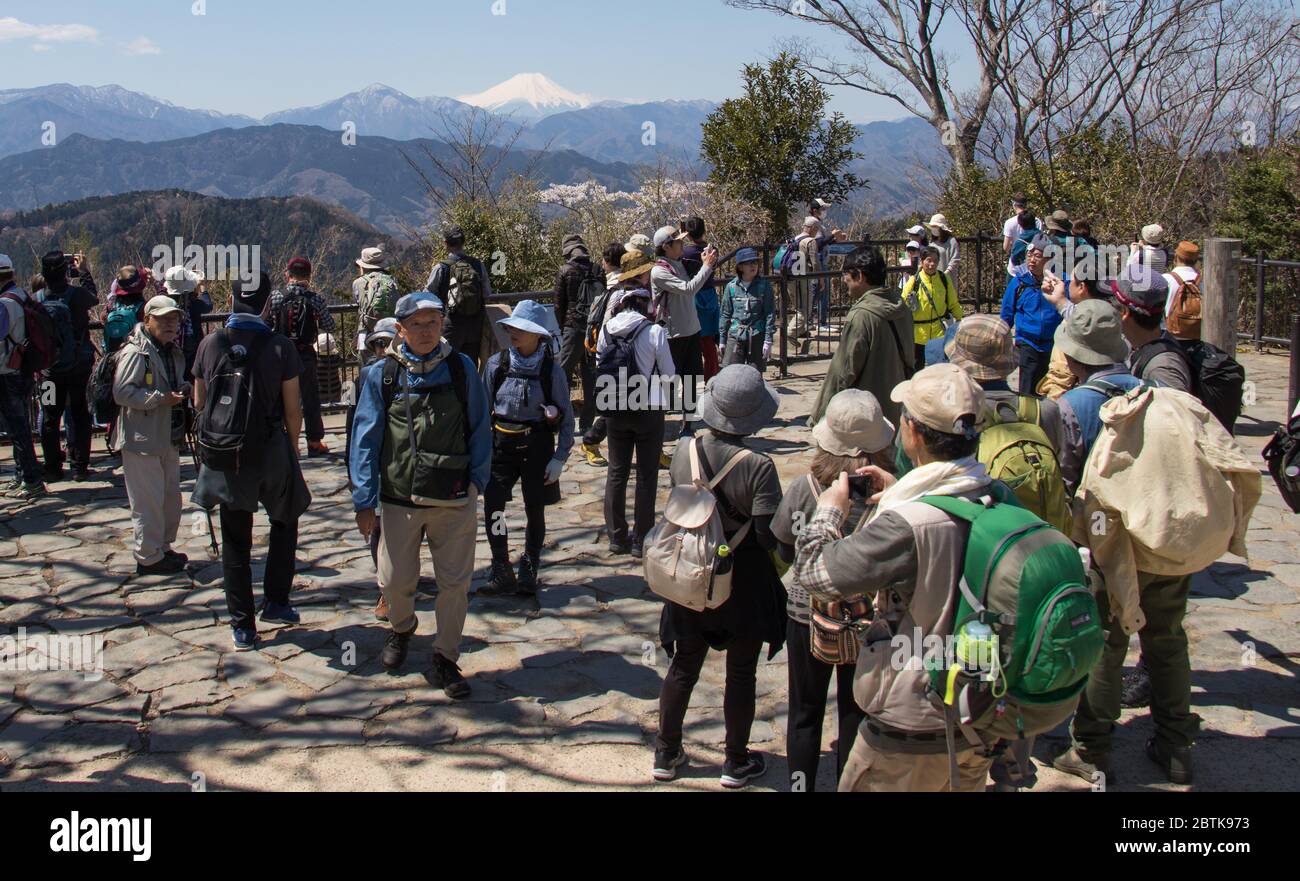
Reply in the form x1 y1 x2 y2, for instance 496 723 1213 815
498 299 553 338
927 213 953 233
356 246 388 270
811 389 894 456
697 364 780 437
1054 299 1128 367
617 252 656 283
945 314 1016 382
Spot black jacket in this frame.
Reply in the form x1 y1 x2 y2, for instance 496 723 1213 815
553 256 598 330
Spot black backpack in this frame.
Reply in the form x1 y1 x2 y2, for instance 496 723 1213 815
1133 337 1245 434
271 289 318 352
594 321 653 414
90 349 120 425
1263 413 1300 513
490 348 558 426
196 331 273 472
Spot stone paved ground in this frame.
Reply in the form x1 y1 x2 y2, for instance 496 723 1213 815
0 349 1296 792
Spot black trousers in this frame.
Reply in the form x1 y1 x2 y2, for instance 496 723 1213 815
297 350 325 443
0 373 41 484
667 332 702 438
39 372 92 472
483 428 553 560
559 325 598 434
446 312 485 369
603 409 664 545
785 618 865 791
656 634 763 764
1015 341 1049 395
220 506 299 632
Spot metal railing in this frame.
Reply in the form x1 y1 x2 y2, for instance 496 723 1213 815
1237 252 1299 348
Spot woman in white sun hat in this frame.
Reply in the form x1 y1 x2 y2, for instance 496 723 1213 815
927 213 960 274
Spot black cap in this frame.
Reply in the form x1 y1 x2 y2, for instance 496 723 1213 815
231 271 272 315
41 250 68 272
444 226 466 244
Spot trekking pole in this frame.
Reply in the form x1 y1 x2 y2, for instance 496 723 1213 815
183 406 219 560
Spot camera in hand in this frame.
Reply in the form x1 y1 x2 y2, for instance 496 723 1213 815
846 474 875 500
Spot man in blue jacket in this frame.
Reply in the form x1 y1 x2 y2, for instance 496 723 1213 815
350 292 491 698
1000 234 1061 394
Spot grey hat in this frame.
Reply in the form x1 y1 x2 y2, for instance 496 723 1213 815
812 389 894 456
367 317 399 346
697 364 779 437
1113 263 1169 317
1054 299 1128 367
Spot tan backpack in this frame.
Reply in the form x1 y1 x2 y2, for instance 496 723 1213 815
643 438 752 612
1166 272 1202 340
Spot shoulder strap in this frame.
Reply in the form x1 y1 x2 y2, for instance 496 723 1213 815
491 351 510 403
693 436 753 540
1079 378 1129 399
918 495 987 522
1015 395 1040 425
708 448 752 490
1132 337 1186 378
885 317 916 379
447 353 471 453
541 349 557 410
805 473 820 498
380 356 402 411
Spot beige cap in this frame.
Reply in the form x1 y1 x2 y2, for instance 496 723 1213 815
143 295 185 318
891 363 986 436
812 389 895 456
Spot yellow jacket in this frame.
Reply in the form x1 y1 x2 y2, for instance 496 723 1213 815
902 270 962 344
1071 386 1262 634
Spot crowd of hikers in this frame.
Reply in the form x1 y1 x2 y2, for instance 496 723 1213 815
0 193 1290 792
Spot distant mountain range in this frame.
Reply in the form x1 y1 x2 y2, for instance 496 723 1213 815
0 76 948 220
0 190 404 295
0 124 642 234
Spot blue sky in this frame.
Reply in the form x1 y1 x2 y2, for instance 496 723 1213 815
0 0 974 122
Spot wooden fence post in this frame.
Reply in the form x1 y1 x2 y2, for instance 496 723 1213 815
1202 238 1241 353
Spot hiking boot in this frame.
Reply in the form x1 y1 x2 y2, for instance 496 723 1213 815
374 595 389 621
582 443 608 467
630 539 644 560
232 627 257 651
1052 746 1114 785
164 550 190 568
5 474 20 492
658 451 672 469
72 468 93 483
652 747 687 782
720 752 767 789
381 628 414 672
1120 659 1152 709
517 551 539 596
478 559 518 596
136 555 187 576
608 540 631 557
1146 737 1193 785
432 653 470 699
306 441 330 458
260 602 301 625
7 481 47 501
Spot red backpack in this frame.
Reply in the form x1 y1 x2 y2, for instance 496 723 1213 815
2 291 57 376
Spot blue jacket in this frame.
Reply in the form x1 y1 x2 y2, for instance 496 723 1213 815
482 346 575 463
1000 268 1061 353
1057 365 1144 495
681 241 720 338
349 341 492 512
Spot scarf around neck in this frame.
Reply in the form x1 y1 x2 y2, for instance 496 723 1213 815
867 455 991 525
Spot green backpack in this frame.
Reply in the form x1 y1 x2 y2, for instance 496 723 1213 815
978 397 1072 536
445 257 484 316
919 495 1104 775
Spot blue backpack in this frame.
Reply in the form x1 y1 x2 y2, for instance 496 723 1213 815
1009 228 1038 268
105 302 142 353
772 236 807 275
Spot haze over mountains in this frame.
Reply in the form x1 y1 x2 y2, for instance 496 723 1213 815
0 74 947 228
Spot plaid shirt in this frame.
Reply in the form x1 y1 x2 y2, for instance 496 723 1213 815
792 504 847 598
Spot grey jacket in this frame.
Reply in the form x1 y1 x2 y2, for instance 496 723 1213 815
651 257 710 339
112 324 187 455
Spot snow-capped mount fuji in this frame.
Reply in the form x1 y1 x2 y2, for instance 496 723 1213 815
456 73 596 122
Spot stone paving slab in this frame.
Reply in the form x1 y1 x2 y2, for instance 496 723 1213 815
0 350 1296 791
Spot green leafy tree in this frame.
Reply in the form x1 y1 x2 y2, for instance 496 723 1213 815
1217 141 1300 257
700 52 863 240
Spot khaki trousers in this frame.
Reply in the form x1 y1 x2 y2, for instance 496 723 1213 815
122 447 181 566
838 730 995 792
378 489 478 662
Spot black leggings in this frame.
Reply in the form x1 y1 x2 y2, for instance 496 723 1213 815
785 618 865 791
656 634 762 764
220 507 298 632
603 410 664 545
483 428 553 560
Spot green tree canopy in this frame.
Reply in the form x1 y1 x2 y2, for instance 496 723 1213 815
700 52 863 240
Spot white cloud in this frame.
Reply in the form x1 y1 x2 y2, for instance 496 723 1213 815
0 17 99 44
125 37 160 56
31 43 52 53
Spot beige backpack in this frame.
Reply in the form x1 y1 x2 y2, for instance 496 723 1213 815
1166 271 1202 340
643 438 752 612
